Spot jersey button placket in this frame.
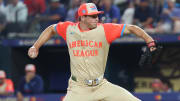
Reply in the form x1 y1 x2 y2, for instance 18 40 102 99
84 44 89 64
81 34 85 48
81 33 87 64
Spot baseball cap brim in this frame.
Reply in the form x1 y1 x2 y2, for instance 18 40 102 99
86 11 104 16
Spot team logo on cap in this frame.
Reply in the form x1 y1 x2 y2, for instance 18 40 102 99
82 10 86 14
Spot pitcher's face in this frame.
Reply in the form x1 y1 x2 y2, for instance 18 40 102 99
83 14 99 29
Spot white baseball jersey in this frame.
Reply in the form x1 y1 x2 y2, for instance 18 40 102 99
55 21 126 81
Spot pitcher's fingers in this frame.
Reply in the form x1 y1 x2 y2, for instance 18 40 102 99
28 50 33 57
29 51 36 58
31 51 36 58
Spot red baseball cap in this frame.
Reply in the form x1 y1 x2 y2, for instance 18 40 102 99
25 64 36 72
0 70 6 78
78 3 104 16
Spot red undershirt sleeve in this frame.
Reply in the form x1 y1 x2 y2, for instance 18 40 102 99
103 23 126 44
54 21 74 41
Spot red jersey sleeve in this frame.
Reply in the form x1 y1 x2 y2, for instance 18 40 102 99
5 79 14 93
103 23 126 44
54 21 74 41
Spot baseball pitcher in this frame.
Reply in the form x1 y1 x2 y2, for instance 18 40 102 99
28 3 156 101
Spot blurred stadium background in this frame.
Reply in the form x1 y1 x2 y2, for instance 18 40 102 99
1 0 180 100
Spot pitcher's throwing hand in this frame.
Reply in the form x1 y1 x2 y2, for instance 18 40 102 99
28 46 39 59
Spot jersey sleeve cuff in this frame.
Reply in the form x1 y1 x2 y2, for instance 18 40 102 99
121 24 126 37
54 24 58 34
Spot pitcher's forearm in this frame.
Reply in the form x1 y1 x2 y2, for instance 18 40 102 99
33 25 56 49
128 25 154 43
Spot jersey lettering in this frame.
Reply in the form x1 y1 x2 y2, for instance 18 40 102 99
69 40 102 57
73 49 98 57
69 40 102 49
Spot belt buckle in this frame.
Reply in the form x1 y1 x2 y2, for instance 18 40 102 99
94 78 99 85
85 80 93 86
85 79 100 86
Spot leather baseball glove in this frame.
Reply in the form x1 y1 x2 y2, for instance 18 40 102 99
139 41 163 67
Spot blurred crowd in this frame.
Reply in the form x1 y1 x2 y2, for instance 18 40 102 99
1 0 180 38
151 78 173 93
0 64 43 101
